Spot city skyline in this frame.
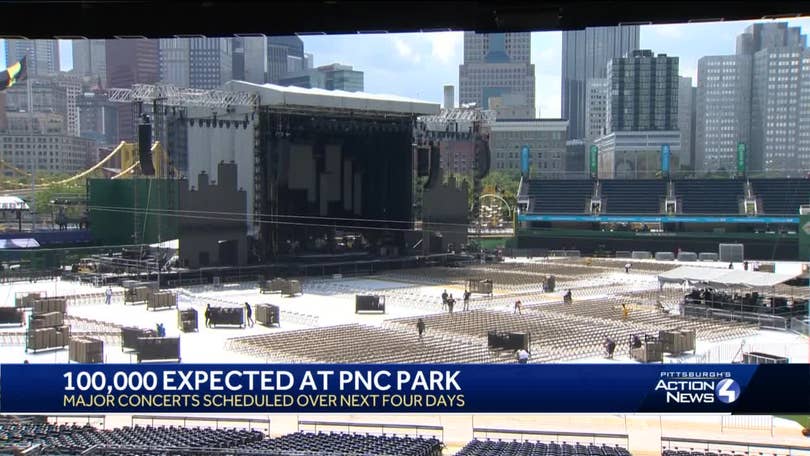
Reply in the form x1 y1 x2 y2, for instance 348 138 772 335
2 17 810 119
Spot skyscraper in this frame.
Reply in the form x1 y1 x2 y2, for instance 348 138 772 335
0 93 7 132
106 39 160 141
694 22 810 174
4 39 60 77
736 23 809 173
267 36 304 83
605 50 679 133
678 77 696 169
72 39 107 83
232 36 267 84
188 38 232 90
594 50 681 178
584 78 609 141
750 46 807 172
160 38 233 90
695 55 752 173
458 32 535 119
278 64 364 92
737 22 806 56
159 38 190 87
561 25 640 140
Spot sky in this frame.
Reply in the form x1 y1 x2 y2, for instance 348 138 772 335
2 17 810 118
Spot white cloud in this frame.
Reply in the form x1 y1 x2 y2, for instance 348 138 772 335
536 74 561 118
393 37 421 64
680 66 698 84
428 32 462 65
651 24 684 39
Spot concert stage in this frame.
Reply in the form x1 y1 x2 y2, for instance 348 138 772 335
180 82 440 264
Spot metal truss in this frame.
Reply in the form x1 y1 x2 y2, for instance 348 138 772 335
418 107 496 127
108 84 258 109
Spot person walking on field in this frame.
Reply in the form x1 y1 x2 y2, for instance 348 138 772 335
244 302 254 327
463 290 471 311
514 300 522 315
417 318 426 340
105 287 112 305
441 289 448 310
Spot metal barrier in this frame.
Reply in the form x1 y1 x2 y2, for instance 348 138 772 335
472 427 629 447
131 415 270 435
791 317 810 335
683 304 790 330
298 419 444 442
720 416 774 434
661 436 810 456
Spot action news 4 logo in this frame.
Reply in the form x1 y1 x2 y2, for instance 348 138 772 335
654 372 741 404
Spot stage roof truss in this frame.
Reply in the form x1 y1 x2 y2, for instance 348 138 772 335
264 104 419 120
108 84 259 109
419 107 497 125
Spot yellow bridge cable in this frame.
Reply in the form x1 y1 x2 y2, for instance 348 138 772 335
111 161 140 179
42 141 128 187
0 159 31 177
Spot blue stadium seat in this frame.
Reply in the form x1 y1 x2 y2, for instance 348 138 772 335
749 179 810 215
601 180 666 214
673 180 745 214
525 180 595 214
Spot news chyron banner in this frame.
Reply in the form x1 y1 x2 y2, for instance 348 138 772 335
1 364 808 414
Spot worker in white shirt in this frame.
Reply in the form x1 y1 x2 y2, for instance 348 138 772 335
517 349 530 364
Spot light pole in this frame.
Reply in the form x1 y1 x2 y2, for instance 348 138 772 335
27 76 36 231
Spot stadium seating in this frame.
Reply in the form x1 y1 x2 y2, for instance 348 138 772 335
601 180 666 214
525 180 594 213
457 439 633 456
385 301 755 363
243 431 442 456
749 179 810 215
228 324 513 364
0 424 442 456
0 423 265 454
673 180 744 214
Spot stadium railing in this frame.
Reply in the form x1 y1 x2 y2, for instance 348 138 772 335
790 317 810 336
297 419 444 442
471 427 629 448
661 436 810 456
131 415 271 436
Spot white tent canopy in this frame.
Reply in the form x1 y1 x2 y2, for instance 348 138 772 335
658 266 798 289
0 196 29 210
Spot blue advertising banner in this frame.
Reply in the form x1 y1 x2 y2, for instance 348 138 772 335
521 145 530 176
517 214 799 224
1 364 808 414
661 144 671 174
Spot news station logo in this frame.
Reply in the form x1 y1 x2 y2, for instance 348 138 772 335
654 371 740 404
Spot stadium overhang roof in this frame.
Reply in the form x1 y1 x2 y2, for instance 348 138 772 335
224 81 440 116
658 266 798 289
2 1 809 38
